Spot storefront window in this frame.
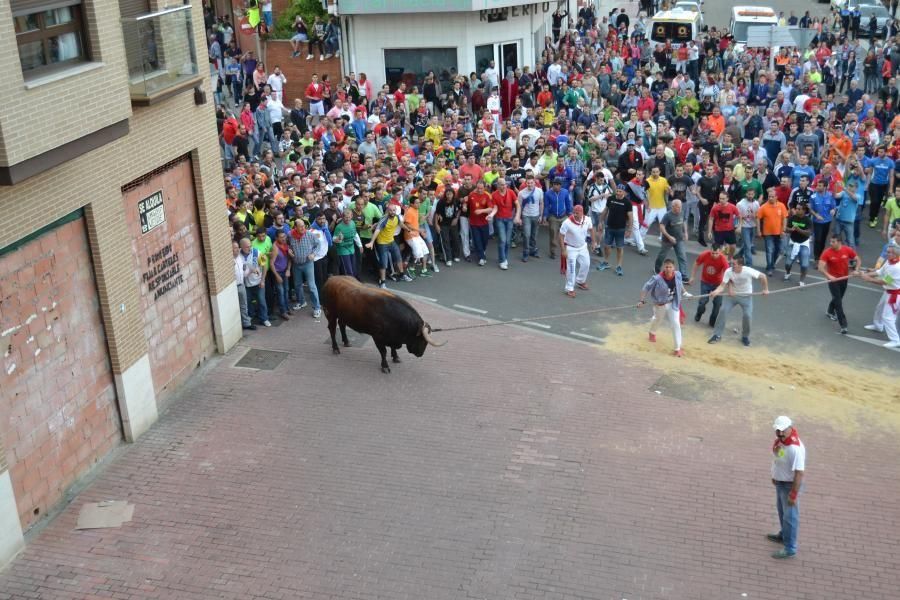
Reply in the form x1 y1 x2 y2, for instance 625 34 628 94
384 48 458 92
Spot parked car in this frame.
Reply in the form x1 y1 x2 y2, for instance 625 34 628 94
856 3 891 37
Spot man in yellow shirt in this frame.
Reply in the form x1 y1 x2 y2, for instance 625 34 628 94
365 202 412 288
642 165 670 237
424 117 444 147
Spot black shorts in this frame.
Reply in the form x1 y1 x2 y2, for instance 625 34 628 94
713 230 736 245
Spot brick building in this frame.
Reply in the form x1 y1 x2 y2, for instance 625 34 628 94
0 0 240 566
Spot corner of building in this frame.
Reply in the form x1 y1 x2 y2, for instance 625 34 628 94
210 281 243 353
113 354 159 443
0 471 25 569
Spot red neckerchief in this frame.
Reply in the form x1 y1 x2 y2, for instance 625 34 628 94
773 428 801 454
569 213 585 226
660 270 675 281
291 228 306 241
889 257 900 265
275 240 290 254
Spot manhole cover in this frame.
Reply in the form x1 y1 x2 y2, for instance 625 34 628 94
235 349 289 370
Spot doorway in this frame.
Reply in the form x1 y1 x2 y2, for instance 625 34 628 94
474 40 520 79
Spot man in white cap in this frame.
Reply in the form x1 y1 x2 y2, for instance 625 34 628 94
768 415 805 559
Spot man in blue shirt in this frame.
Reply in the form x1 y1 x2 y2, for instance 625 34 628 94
864 146 894 227
790 155 816 189
835 181 861 247
809 180 836 260
543 178 573 259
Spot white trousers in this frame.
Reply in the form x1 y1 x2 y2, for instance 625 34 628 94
642 207 667 236
629 204 645 251
564 245 590 292
650 302 682 350
459 216 471 258
873 292 900 343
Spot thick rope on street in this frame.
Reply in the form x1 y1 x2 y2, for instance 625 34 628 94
430 275 854 333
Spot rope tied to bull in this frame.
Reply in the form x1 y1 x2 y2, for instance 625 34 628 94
429 274 853 333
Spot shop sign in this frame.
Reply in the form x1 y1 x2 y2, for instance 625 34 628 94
138 190 166 235
479 2 550 21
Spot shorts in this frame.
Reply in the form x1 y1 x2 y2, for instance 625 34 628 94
604 228 626 248
376 241 402 269
713 230 736 245
309 100 325 116
291 33 309 43
407 236 429 260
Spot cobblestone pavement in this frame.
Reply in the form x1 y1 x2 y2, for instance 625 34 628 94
2 300 898 600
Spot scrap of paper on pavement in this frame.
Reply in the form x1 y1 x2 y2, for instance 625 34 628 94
75 500 135 530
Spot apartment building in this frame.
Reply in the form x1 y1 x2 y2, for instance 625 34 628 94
0 0 240 565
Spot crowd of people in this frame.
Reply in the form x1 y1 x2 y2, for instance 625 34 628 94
216 1 900 349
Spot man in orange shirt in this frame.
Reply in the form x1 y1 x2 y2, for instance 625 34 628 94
491 178 519 270
403 195 431 277
826 125 853 164
757 188 789 276
708 105 726 140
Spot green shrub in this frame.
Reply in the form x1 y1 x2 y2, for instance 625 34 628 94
271 0 327 40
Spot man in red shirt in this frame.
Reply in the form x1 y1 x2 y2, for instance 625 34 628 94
688 243 730 326
305 73 326 122
708 191 740 256
459 154 484 182
818 234 859 334
491 178 519 270
466 179 496 266
774 175 792 208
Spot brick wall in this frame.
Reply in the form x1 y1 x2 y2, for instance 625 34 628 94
0 217 121 531
122 158 216 398
266 41 342 106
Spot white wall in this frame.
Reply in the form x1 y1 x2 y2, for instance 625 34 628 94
347 9 554 91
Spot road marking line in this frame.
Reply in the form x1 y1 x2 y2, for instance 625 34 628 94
845 334 900 352
569 331 604 343
523 321 551 329
453 304 488 314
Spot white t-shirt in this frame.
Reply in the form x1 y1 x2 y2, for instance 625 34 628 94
559 215 593 249
737 199 760 228
875 260 900 290
487 95 501 116
267 73 285 92
771 439 806 482
518 187 544 218
721 266 762 295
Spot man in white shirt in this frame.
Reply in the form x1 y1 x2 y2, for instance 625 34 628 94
768 415 805 559
558 205 595 297
707 255 769 346
515 174 544 261
233 240 255 330
547 59 563 88
267 66 287 103
483 60 499 92
861 243 900 347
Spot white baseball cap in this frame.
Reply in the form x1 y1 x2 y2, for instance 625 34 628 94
773 416 792 431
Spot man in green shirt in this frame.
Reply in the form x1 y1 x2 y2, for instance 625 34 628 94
355 194 383 275
333 209 359 277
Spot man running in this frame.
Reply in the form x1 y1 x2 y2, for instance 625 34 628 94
860 243 900 348
818 233 859 334
708 256 769 347
689 243 729 327
597 184 633 276
638 258 687 357
559 205 595 297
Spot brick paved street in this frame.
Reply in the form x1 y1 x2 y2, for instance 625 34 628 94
1 299 899 600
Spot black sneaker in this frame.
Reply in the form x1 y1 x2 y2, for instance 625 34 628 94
707 335 721 344
826 312 838 321
742 337 751 347
766 533 784 544
694 312 702 322
840 327 848 334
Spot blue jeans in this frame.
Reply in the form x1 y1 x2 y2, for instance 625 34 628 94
854 205 864 245
764 235 782 272
471 224 489 261
495 218 513 263
741 226 755 267
246 283 269 323
775 481 800 554
712 295 753 338
835 220 855 247
784 243 810 272
292 261 320 310
521 215 540 257
274 269 290 314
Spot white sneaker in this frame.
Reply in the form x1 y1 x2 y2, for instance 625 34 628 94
446 261 453 267
312 309 321 319
683 291 693 298
432 263 440 273
454 257 461 262
306 54 313 60
263 320 272 327
500 261 508 270
783 273 791 281
798 281 805 287
478 259 486 266
884 341 900 349
319 55 325 61
864 324 883 332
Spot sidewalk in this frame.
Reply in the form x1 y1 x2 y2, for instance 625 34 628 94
1 298 899 599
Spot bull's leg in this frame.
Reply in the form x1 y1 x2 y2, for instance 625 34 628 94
338 321 350 347
391 346 401 363
375 341 390 373
327 314 340 354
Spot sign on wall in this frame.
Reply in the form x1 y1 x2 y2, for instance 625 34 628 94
138 190 166 235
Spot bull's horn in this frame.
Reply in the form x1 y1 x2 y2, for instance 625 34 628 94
421 324 447 347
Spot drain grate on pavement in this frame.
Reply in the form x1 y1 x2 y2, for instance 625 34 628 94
235 348 290 370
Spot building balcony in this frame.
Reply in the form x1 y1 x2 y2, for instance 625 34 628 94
122 5 202 106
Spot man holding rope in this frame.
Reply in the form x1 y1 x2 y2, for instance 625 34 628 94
819 234 859 335
707 256 769 347
860 243 900 348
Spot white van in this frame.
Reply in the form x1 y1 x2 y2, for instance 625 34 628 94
649 8 704 47
729 6 779 49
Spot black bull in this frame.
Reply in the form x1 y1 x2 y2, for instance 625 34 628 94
322 276 446 373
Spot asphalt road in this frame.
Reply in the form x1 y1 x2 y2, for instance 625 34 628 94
386 220 898 370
